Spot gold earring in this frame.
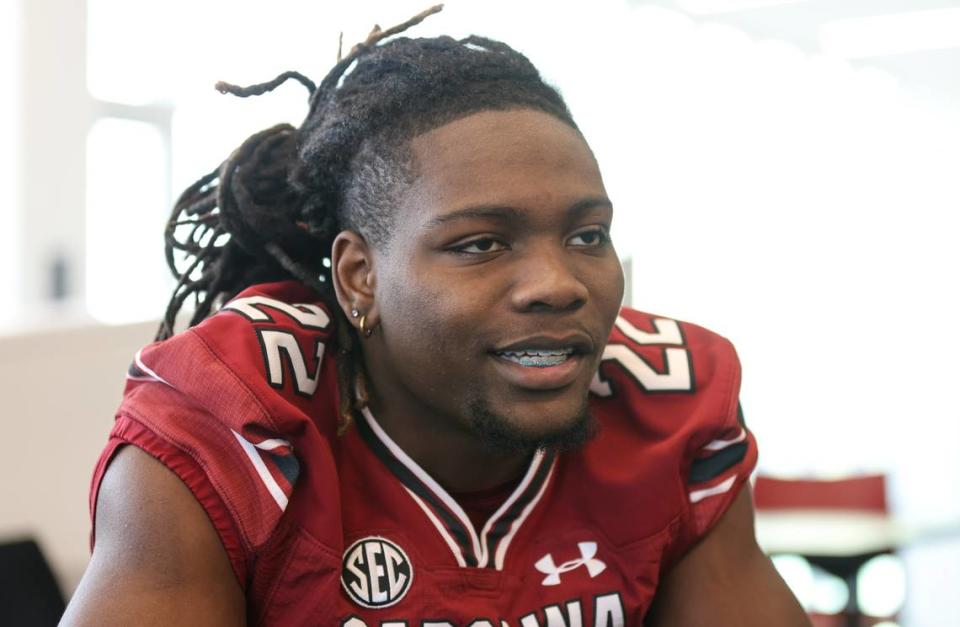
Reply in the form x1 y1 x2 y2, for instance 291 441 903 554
359 314 374 338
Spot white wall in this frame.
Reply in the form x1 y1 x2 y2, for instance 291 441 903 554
0 0 22 326
18 0 92 321
0 321 156 595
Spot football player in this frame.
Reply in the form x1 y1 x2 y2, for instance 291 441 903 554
63 6 809 626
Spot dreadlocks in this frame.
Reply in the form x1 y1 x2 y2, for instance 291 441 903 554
159 5 579 432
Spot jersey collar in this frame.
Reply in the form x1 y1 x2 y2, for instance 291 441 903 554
356 407 557 569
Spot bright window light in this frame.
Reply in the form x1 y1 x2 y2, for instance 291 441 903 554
820 8 960 58
810 566 849 615
86 0 176 105
857 554 907 618
86 118 170 324
771 555 814 609
678 0 807 15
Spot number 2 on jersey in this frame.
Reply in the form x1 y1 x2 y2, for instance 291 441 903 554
590 316 694 396
223 296 331 397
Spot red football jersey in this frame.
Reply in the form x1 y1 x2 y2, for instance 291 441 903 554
90 281 757 626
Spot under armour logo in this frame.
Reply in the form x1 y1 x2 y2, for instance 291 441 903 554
534 541 607 586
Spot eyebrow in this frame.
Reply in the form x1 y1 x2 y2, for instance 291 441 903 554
423 196 613 230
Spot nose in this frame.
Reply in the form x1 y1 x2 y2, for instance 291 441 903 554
510 244 589 313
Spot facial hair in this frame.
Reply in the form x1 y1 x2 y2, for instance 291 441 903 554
465 395 600 454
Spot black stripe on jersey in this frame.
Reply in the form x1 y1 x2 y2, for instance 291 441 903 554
127 361 146 377
689 442 748 484
354 412 479 567
268 451 301 485
484 450 556 563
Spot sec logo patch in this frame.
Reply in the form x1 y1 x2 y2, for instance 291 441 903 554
341 536 413 609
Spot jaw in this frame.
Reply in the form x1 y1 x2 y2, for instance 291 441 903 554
465 391 597 454
465 352 601 451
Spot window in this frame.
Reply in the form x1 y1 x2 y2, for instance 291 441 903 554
85 118 169 323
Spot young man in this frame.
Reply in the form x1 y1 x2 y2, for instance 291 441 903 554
62 9 809 626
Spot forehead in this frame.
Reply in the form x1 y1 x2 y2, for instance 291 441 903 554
402 109 605 221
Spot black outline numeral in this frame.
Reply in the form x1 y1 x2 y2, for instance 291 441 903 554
592 317 695 397
255 330 325 398
223 296 330 330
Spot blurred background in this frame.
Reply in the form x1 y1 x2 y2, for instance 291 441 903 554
1 0 958 624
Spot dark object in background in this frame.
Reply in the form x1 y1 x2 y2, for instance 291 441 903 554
0 538 66 626
48 251 69 302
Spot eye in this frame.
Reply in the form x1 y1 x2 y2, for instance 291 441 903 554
567 227 610 248
449 237 509 255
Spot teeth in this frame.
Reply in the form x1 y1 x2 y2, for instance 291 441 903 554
500 348 574 357
497 348 575 368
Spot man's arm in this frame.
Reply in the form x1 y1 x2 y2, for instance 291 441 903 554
646 487 811 627
60 446 246 626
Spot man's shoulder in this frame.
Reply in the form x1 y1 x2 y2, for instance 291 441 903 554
609 307 736 355
588 305 747 499
112 281 345 550
594 306 739 401
127 280 342 433
581 308 755 553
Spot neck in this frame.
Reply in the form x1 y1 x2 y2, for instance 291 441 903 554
364 392 532 494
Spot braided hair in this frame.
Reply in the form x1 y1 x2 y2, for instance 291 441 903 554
159 5 579 432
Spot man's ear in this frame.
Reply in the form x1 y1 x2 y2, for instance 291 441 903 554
331 230 379 330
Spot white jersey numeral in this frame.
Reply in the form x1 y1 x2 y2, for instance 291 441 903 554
258 330 325 396
224 295 330 329
613 316 684 346
591 317 693 396
223 295 331 397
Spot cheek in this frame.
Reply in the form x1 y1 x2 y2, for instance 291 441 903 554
379 279 490 409
380 269 479 364
587 257 626 316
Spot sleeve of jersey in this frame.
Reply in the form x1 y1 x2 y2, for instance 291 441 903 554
684 400 757 537
87 282 340 589
89 414 250 585
597 309 758 562
88 379 299 589
678 333 758 549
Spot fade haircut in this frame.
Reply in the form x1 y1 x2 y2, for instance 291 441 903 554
159 6 579 431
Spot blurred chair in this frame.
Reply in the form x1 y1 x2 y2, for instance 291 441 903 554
0 538 65 626
754 474 903 627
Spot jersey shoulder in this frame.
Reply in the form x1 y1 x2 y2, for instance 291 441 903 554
591 307 756 549
98 281 343 557
138 280 341 435
594 306 740 405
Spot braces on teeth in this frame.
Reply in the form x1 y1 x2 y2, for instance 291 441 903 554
498 349 574 367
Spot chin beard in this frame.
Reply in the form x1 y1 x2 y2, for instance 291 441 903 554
466 396 600 454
